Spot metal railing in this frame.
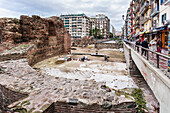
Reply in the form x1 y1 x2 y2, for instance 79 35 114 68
124 40 170 72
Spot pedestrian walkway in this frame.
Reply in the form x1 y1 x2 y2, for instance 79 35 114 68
136 48 168 70
125 40 169 71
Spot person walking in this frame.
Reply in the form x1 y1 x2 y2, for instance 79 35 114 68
149 37 157 59
156 38 163 53
142 38 149 56
135 39 140 52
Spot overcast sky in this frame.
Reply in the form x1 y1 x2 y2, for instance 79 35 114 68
0 0 130 31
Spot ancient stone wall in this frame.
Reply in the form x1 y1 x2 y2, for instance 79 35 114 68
71 36 94 47
95 43 123 49
0 85 28 111
43 102 136 113
0 15 71 65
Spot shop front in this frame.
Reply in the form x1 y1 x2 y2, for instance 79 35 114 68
156 26 169 50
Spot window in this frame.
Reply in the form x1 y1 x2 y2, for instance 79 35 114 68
64 25 69 27
162 13 166 23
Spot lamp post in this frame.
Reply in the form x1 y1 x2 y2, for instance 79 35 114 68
168 30 170 72
122 15 128 40
0 28 2 44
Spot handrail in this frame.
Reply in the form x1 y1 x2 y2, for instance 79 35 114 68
124 40 170 70
124 40 170 59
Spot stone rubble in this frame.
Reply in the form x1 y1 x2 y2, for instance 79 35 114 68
71 36 94 47
0 59 136 112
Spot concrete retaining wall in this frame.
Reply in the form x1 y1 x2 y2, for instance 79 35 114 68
95 43 123 49
123 42 170 113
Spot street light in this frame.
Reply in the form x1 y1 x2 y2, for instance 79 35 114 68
122 15 128 40
0 28 2 44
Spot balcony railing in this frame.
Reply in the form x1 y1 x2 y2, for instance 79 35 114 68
134 15 140 21
134 4 140 13
140 1 149 14
140 17 150 25
151 8 159 17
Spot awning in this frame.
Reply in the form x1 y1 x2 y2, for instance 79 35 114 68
144 30 152 35
140 32 145 35
156 26 166 31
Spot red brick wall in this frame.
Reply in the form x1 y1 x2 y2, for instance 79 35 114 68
0 15 71 65
0 85 28 111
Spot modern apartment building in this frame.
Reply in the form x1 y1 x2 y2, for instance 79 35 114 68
134 0 140 38
90 14 110 38
125 0 170 49
60 14 90 38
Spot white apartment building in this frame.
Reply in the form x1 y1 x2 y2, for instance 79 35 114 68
60 14 90 38
159 0 170 27
90 14 110 38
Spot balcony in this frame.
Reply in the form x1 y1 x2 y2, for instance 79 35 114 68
134 4 140 13
134 23 140 29
134 15 140 21
164 0 170 6
140 17 150 25
140 1 149 14
151 8 159 17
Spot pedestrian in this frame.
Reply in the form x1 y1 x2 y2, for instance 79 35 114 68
156 38 162 53
81 56 85 62
149 37 157 58
96 50 98 55
135 39 140 52
150 37 157 51
104 56 107 61
141 38 149 56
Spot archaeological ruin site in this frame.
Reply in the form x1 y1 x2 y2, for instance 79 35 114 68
0 15 159 113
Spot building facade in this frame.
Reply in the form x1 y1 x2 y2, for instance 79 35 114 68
60 14 90 38
125 0 170 50
90 14 110 38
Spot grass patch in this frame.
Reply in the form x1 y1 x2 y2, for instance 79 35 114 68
106 86 147 113
55 60 65 65
88 46 93 49
131 89 147 113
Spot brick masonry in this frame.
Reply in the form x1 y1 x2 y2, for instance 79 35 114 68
43 102 136 113
0 15 71 65
0 85 28 111
95 43 123 49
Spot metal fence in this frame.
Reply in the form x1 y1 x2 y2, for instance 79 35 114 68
124 40 170 72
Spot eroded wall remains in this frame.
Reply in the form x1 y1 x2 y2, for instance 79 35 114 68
0 15 71 65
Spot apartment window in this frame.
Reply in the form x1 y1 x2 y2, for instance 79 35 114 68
162 13 166 23
64 20 69 22
64 25 69 27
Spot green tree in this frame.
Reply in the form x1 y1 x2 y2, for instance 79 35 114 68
94 27 99 39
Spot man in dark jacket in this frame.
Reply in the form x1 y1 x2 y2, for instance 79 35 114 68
135 39 140 52
156 38 163 53
142 38 149 56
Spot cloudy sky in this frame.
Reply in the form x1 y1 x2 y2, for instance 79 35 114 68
0 0 130 31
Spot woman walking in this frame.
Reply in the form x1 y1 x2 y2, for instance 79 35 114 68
149 37 157 59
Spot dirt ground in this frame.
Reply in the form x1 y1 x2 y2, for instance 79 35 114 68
71 45 125 62
33 46 135 90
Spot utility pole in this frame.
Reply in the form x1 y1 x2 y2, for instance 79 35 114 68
122 15 128 40
111 25 115 38
0 28 2 44
168 31 170 72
